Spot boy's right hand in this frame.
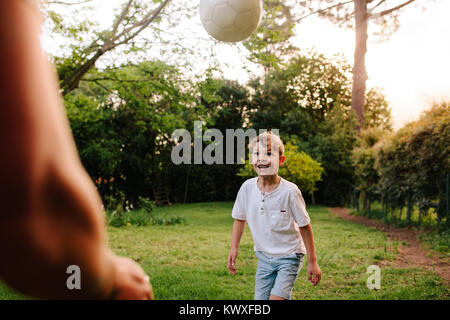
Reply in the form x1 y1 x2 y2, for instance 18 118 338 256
227 248 238 275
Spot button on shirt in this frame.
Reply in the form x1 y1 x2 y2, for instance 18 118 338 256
232 177 311 257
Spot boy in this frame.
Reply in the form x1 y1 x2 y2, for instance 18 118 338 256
227 132 321 300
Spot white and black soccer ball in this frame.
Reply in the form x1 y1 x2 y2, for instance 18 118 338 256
200 0 262 43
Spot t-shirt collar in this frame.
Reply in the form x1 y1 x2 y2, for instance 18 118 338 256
256 176 284 196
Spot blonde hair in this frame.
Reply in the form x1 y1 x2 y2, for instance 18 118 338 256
249 131 284 156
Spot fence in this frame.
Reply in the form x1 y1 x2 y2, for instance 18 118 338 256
349 174 449 228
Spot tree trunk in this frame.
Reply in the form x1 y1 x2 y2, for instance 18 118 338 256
406 190 412 224
352 0 368 134
363 191 369 211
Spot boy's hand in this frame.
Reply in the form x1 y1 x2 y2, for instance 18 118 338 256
227 248 239 275
307 261 322 286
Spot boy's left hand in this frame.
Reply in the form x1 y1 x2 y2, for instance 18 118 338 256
307 261 321 286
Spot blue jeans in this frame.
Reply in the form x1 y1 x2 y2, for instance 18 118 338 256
254 251 305 300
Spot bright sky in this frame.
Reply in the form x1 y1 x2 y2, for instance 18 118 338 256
43 0 450 130
291 1 450 129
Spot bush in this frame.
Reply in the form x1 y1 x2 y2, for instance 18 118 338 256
278 142 324 195
106 208 187 228
354 101 450 227
138 196 156 212
150 215 187 226
106 209 150 228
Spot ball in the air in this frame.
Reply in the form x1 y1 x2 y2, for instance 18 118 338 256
200 0 262 43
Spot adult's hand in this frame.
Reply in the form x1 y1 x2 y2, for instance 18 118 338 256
112 256 154 300
0 0 152 300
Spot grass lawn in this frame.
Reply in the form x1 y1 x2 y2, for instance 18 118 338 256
349 201 450 257
1 202 448 299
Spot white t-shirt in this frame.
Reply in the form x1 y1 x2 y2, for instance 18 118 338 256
232 177 311 257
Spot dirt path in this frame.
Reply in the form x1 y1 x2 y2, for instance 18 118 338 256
329 207 449 284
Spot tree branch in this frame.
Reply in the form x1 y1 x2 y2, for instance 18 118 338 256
296 0 353 23
46 0 93 5
81 77 150 83
60 0 172 95
369 0 416 18
111 0 134 38
369 0 387 12
112 0 170 46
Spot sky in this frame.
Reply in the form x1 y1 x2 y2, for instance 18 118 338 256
291 1 450 129
42 0 450 130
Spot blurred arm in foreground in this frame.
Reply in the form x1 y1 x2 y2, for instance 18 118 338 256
0 0 152 299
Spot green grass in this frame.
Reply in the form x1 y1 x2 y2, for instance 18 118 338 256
350 201 449 258
0 202 448 299
0 282 27 300
419 229 450 258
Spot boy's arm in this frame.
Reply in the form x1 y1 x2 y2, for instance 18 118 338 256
227 219 246 275
299 224 322 285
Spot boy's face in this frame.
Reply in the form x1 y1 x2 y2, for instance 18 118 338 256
251 142 285 176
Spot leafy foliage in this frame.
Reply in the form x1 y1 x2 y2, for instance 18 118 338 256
294 106 359 205
66 60 194 205
352 127 386 210
352 101 450 226
244 0 298 71
63 50 391 207
249 52 352 137
279 142 324 195
106 209 186 228
364 88 393 131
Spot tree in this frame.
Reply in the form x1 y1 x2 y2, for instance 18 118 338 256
243 0 299 72
183 78 252 202
249 52 352 135
246 1 422 133
65 60 194 205
42 0 193 95
295 106 359 206
351 127 386 211
363 87 392 131
296 0 422 133
374 101 450 225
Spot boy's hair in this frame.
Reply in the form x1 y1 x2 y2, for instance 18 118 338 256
249 131 284 156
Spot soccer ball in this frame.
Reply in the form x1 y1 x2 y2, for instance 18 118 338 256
200 0 262 43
